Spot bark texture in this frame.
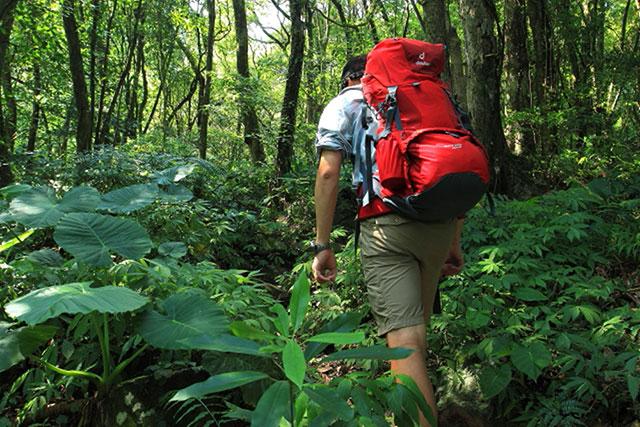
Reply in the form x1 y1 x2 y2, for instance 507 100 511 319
504 0 534 155
0 0 17 186
232 0 265 163
198 0 215 159
276 0 305 176
62 0 92 152
459 0 509 192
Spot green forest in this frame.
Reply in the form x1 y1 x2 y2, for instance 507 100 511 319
0 0 639 425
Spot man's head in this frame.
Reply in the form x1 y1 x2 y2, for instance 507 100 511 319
340 54 367 89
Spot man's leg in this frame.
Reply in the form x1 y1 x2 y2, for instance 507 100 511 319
387 323 436 427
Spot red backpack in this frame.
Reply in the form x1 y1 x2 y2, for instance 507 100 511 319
360 38 490 221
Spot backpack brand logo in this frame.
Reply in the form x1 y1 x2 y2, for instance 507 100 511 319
415 52 431 67
439 143 463 149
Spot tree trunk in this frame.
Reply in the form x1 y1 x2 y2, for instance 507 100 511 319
94 0 117 146
459 0 509 193
0 0 17 186
89 0 101 137
232 0 265 163
362 0 379 44
198 0 215 159
62 0 92 153
98 0 143 145
420 0 447 43
276 0 305 176
27 63 41 152
504 0 534 155
419 0 454 87
527 0 554 105
446 17 467 108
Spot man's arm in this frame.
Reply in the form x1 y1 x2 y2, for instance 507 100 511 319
312 149 342 282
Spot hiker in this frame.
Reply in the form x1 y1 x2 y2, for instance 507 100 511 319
311 54 466 426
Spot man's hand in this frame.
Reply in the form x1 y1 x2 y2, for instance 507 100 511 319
441 242 464 277
312 249 337 282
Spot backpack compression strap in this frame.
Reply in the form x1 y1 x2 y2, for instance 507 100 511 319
379 86 403 138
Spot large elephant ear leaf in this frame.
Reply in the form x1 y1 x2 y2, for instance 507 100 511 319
0 183 33 200
25 248 64 267
98 183 159 214
157 183 193 203
10 187 61 227
152 164 196 185
138 291 229 350
58 186 101 213
0 323 58 373
4 282 149 325
10 186 100 228
54 213 152 266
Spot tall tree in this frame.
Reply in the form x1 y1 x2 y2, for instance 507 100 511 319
232 0 265 163
62 0 92 152
459 0 509 192
418 0 461 98
27 63 41 152
97 0 143 145
504 0 534 155
276 0 305 176
198 0 215 159
527 0 554 105
0 0 17 186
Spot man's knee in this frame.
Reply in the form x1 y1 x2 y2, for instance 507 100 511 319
386 323 426 350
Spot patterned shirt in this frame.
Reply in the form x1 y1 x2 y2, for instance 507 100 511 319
315 85 379 206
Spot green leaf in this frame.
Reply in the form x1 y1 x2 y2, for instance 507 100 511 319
10 187 100 228
170 371 269 402
307 332 365 345
289 272 310 333
578 305 601 324
323 345 413 362
0 324 54 373
5 282 148 325
230 320 275 341
513 287 548 302
270 304 289 337
304 312 363 360
152 164 196 185
177 334 265 357
395 374 436 427
98 183 158 214
350 386 374 418
283 339 306 388
25 248 64 267
478 364 512 399
138 292 229 350
0 229 34 253
510 342 551 381
628 376 639 401
157 184 193 202
304 386 354 421
158 241 187 258
0 183 32 200
54 213 152 266
465 308 490 328
0 332 22 373
251 381 291 427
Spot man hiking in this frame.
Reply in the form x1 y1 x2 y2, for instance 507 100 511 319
311 54 465 426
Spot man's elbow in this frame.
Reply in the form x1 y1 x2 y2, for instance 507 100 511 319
317 166 340 181
317 150 342 182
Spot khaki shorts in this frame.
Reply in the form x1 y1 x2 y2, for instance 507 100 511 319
360 214 456 336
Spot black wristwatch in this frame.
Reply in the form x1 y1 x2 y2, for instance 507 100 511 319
310 241 331 256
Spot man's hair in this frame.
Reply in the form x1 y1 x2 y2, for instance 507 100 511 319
340 54 367 89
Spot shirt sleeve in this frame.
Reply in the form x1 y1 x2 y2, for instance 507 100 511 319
315 95 356 157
